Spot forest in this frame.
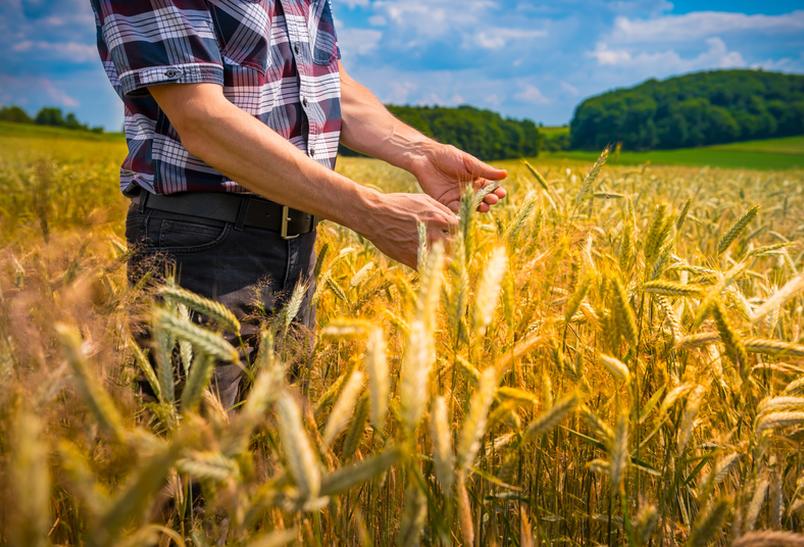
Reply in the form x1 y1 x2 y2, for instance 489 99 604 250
570 70 804 150
342 104 543 160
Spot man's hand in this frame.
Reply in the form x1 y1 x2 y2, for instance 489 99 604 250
360 191 458 269
339 64 508 214
410 143 508 213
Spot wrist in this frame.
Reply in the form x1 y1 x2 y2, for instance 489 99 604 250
343 184 384 236
386 127 438 176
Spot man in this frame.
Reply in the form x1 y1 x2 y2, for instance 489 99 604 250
91 0 507 407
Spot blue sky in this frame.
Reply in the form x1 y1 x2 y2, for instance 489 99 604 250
1 0 802 130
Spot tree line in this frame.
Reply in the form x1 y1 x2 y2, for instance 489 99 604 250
341 104 542 161
0 105 104 133
570 70 804 150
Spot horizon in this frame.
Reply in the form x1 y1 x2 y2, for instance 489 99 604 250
1 1 802 130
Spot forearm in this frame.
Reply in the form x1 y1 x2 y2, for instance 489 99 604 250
339 63 435 173
161 85 377 234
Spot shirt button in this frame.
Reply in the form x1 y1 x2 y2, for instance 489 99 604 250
309 148 316 157
302 97 309 108
293 43 301 54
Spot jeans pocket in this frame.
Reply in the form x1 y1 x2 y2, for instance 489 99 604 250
153 217 232 253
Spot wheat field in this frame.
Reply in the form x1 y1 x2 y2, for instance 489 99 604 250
0 132 802 546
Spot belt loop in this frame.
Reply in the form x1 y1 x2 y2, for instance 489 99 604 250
138 190 148 213
234 197 249 231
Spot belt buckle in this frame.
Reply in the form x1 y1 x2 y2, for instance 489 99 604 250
280 205 300 240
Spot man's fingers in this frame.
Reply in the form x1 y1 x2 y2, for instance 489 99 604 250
493 186 507 199
428 194 458 217
483 193 499 206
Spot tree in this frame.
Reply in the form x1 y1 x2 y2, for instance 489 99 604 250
35 107 66 127
0 106 32 124
570 70 804 150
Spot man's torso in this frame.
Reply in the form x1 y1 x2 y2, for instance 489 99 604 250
91 0 342 195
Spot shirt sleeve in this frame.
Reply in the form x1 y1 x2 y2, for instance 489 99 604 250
97 0 224 96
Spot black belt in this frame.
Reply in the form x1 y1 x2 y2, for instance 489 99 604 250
132 191 317 239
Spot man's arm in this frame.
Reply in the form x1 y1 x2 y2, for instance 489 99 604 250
339 62 508 213
148 83 456 269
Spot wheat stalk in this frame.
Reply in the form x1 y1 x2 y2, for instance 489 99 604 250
364 327 389 431
399 319 436 434
600 353 631 384
473 246 508 334
9 410 51 547
55 323 127 441
522 392 580 442
275 391 321 503
719 205 759 255
158 283 240 333
752 274 804 321
323 370 365 446
644 280 703 297
430 396 455 492
154 308 239 363
611 275 638 347
457 366 498 471
687 497 731 546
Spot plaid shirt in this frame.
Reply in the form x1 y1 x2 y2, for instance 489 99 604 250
90 0 342 195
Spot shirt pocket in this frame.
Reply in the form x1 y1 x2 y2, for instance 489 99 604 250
210 1 273 74
311 0 338 65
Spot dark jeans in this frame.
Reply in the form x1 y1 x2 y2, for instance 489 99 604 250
124 196 317 409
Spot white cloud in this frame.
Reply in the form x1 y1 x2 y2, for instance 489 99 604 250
338 27 383 57
560 81 580 96
415 92 466 106
341 0 370 8
386 81 417 104
13 40 97 62
609 10 804 44
591 37 746 72
515 84 550 104
474 28 547 50
375 0 497 39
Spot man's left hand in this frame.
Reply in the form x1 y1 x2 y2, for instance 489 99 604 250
411 143 508 213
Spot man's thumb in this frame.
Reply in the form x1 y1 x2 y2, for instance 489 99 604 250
468 155 507 181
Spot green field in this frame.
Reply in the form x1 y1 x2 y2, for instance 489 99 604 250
539 125 570 136
550 136 804 170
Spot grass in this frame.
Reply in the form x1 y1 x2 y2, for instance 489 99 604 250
549 135 804 170
0 120 125 141
0 126 803 545
539 125 570 136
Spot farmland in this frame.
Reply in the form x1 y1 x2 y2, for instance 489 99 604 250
549 136 804 171
0 126 802 545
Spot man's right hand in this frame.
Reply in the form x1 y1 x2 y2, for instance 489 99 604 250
358 191 458 269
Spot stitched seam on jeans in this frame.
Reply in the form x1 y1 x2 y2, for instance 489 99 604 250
153 221 234 254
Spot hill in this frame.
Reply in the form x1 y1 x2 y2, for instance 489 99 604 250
570 70 804 151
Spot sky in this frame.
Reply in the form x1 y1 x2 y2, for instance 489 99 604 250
1 0 802 130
